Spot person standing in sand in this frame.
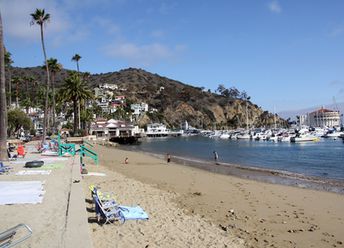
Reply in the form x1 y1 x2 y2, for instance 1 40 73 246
124 157 129 164
167 153 171 163
213 151 219 164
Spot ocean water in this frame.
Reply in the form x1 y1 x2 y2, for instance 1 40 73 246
129 136 344 181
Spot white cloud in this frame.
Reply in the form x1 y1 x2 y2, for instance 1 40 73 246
92 17 121 35
103 41 185 66
1 0 69 40
268 0 282 14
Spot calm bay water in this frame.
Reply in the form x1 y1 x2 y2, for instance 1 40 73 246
129 136 344 181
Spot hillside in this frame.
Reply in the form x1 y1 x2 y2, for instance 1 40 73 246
9 66 287 129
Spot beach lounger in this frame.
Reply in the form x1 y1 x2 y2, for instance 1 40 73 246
0 162 12 174
93 195 124 224
89 186 117 209
93 195 149 224
0 224 32 248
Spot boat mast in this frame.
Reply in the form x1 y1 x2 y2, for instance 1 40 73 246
274 106 276 129
246 100 249 130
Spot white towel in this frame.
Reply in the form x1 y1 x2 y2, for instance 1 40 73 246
0 181 45 205
16 170 51 175
84 172 106 177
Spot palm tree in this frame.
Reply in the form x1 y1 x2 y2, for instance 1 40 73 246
47 58 62 134
59 72 93 135
71 53 82 129
71 54 81 72
0 11 8 161
30 8 51 141
4 50 13 107
12 77 21 108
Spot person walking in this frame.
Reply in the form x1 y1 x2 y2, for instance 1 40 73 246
213 150 219 164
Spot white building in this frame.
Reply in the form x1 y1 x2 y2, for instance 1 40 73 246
99 83 118 90
131 103 149 116
146 123 170 137
299 108 341 128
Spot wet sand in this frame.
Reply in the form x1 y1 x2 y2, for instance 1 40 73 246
84 143 344 248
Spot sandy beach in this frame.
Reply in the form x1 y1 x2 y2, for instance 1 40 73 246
83 143 344 248
1 141 343 248
0 142 92 248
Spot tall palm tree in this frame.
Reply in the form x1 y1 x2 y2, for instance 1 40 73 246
71 53 82 129
71 54 81 72
30 8 51 141
59 72 93 135
12 77 21 108
47 58 62 134
4 49 13 107
0 11 8 161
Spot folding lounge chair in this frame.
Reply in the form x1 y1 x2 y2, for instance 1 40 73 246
89 185 117 209
0 163 12 174
0 224 32 248
93 195 124 224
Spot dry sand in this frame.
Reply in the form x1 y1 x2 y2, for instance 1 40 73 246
83 144 344 248
2 141 343 248
0 144 74 247
0 142 92 248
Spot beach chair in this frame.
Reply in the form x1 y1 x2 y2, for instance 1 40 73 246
0 224 32 248
89 185 117 209
93 195 125 224
0 162 12 174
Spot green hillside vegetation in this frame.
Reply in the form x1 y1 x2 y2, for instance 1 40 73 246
9 66 287 129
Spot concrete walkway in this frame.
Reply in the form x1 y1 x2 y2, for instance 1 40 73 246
64 155 93 248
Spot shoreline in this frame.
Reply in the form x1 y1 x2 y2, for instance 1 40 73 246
86 143 344 247
118 145 344 195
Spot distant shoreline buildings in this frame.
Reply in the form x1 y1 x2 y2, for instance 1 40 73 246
298 107 341 128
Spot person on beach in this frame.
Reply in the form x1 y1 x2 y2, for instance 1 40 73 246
124 157 129 164
167 153 171 163
213 151 219 164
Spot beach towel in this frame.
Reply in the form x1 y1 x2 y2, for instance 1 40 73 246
0 181 45 205
16 170 51 175
39 163 64 170
118 206 149 220
41 151 58 156
84 172 106 177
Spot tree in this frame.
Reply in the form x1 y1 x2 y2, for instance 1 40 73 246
59 72 93 135
216 84 226 94
71 54 81 72
12 77 21 108
47 58 62 134
0 10 8 161
71 53 82 128
7 109 32 137
30 8 51 142
4 49 13 107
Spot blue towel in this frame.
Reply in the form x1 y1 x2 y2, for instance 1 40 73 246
118 205 149 220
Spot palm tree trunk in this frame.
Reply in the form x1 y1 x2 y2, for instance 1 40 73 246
6 66 11 107
16 80 19 108
52 73 56 134
40 24 51 142
78 102 81 130
0 11 8 161
73 99 78 135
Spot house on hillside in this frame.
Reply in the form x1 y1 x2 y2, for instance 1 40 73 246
131 103 148 116
99 83 118 90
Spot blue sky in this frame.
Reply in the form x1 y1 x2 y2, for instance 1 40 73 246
1 0 344 113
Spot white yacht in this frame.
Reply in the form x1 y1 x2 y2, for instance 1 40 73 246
290 129 319 143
